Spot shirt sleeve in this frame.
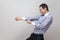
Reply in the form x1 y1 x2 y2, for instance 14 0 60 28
31 17 53 29
31 22 36 25
21 15 41 21
21 17 26 20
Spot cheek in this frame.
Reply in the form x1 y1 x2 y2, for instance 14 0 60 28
39 9 44 13
42 10 45 12
40 10 43 12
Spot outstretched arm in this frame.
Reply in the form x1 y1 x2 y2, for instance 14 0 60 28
26 16 53 29
15 15 41 21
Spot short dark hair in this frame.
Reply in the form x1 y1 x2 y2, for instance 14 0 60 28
39 3 49 11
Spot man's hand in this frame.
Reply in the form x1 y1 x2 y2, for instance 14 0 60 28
26 20 32 24
15 17 22 21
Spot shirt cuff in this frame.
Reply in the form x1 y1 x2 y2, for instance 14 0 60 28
21 17 26 20
31 22 36 25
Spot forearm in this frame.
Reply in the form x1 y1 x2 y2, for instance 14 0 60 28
21 15 40 21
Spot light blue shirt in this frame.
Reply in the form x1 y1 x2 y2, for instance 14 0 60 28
22 12 53 34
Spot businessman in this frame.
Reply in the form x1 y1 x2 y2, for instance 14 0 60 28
15 3 53 40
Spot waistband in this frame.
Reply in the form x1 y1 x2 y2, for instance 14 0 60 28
31 33 43 36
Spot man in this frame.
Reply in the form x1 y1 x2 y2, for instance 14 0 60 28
15 3 53 40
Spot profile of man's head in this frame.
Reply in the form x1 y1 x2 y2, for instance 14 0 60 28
39 3 49 14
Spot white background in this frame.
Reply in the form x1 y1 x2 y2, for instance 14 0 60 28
0 0 60 40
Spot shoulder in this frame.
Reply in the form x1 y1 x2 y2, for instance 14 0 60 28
48 14 53 21
48 13 53 17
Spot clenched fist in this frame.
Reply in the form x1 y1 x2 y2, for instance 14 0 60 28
26 20 32 24
15 17 22 21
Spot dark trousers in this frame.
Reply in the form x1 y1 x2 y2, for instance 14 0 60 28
26 33 44 40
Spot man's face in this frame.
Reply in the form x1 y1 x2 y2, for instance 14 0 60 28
39 7 47 14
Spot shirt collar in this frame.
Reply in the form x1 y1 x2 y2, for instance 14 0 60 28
44 12 49 16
